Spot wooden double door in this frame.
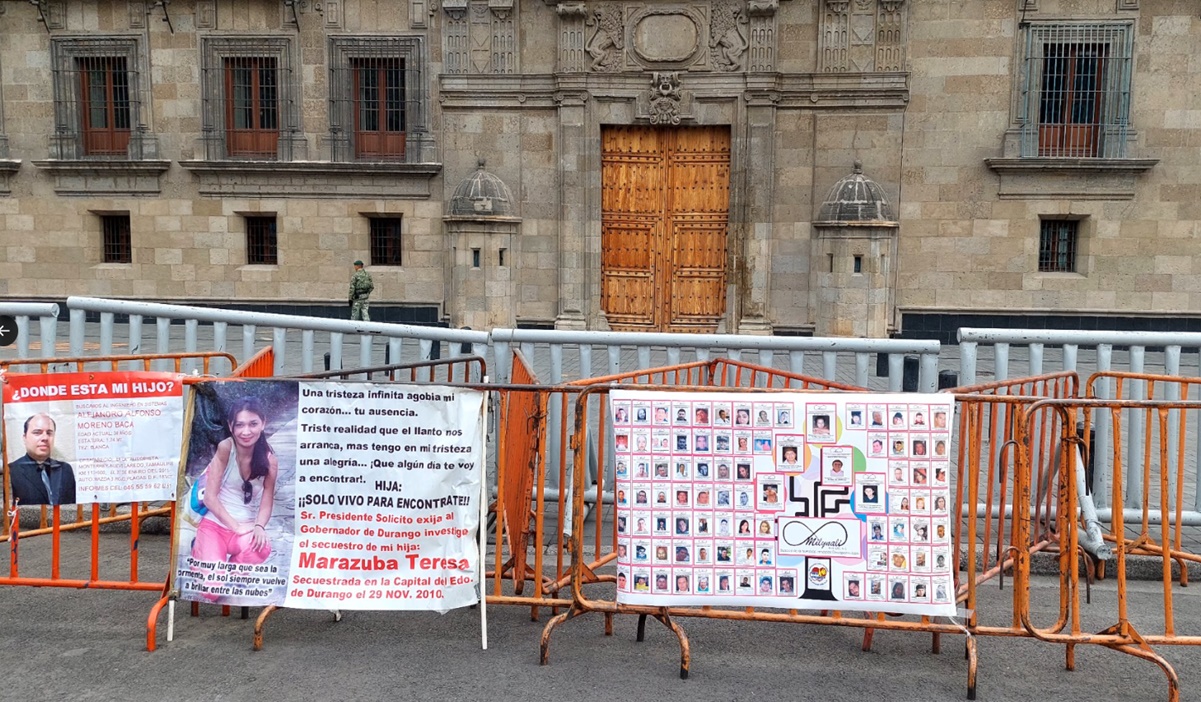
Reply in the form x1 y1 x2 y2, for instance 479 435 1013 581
600 125 731 333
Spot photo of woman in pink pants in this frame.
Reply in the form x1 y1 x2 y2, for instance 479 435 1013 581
192 397 279 569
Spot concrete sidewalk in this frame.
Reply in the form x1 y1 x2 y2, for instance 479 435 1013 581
1 530 1198 702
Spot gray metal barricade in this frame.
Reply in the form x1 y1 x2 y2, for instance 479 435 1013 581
65 296 942 509
0 302 60 360
958 327 1201 525
66 296 487 376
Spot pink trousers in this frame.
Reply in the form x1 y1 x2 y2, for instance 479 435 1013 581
192 517 272 564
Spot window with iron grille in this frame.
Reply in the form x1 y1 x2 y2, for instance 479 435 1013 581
225 57 279 158
50 38 145 159
353 58 406 159
329 37 426 162
369 216 403 266
245 216 278 265
80 57 132 155
100 214 132 264
200 38 299 160
1020 23 1133 158
1038 220 1078 273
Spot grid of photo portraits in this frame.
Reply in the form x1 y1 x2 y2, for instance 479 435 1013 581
610 390 957 617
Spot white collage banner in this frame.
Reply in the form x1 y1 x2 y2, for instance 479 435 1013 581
610 390 957 617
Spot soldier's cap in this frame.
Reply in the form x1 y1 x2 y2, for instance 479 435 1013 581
353 260 364 266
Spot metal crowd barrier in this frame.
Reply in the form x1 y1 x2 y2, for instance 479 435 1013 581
64 297 942 499
541 360 877 679
0 302 60 360
1015 395 1201 702
0 352 239 653
66 297 488 376
958 328 1201 519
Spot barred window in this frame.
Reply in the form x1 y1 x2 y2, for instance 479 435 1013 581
245 216 278 265
1038 220 1078 273
50 38 143 159
329 37 426 162
1020 23 1133 158
201 38 299 161
353 58 406 159
80 57 132 155
225 57 279 158
100 214 132 264
369 216 403 266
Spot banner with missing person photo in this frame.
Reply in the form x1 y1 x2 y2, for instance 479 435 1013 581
2 371 185 506
610 389 956 617
171 379 486 613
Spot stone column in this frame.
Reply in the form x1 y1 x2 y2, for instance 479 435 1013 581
737 83 778 335
554 82 590 330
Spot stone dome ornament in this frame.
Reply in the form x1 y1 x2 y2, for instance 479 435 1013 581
815 160 896 224
449 159 516 218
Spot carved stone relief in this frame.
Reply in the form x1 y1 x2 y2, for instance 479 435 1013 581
443 0 519 73
196 0 216 29
557 3 589 72
820 0 906 72
710 0 749 71
129 1 145 29
634 71 691 124
560 1 778 74
627 6 707 68
586 5 625 72
635 72 695 124
746 0 777 71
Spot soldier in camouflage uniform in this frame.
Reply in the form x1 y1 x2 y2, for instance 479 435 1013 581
349 260 374 321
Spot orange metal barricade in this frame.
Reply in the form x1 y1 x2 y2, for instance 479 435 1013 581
1083 371 1201 584
1008 378 1201 702
0 352 238 652
231 346 274 378
487 351 566 616
539 360 882 677
537 366 1118 699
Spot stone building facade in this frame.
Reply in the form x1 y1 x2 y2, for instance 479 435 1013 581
0 0 1195 338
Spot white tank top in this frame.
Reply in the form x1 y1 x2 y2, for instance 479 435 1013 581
201 449 265 526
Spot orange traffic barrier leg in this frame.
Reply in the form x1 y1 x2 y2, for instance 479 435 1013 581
631 609 691 678
966 634 979 700
146 594 171 652
539 606 579 665
649 611 691 679
1108 642 1180 702
253 605 279 651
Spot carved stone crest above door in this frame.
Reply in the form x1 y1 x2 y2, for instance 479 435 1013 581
557 0 778 73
